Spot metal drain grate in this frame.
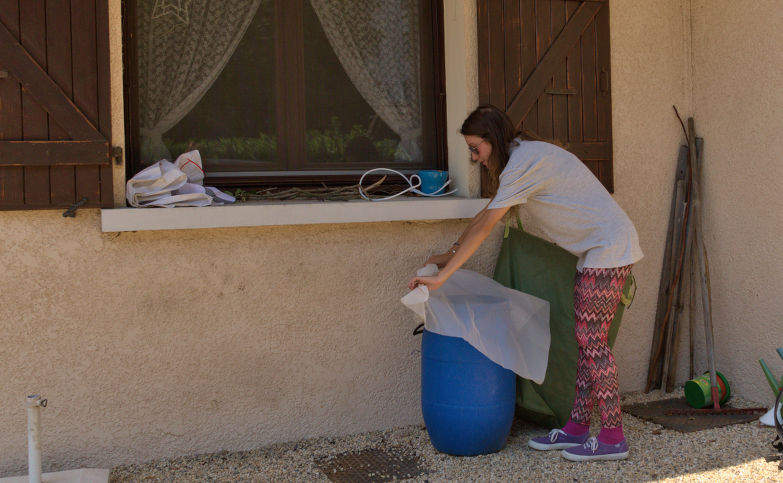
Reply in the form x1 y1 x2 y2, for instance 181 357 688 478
315 447 426 482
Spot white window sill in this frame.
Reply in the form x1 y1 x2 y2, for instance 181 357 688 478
100 197 488 232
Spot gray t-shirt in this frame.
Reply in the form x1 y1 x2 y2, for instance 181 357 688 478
487 139 643 270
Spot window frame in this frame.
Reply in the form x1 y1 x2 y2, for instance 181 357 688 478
122 0 447 188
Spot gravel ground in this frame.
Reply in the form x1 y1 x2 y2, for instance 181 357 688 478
111 390 783 482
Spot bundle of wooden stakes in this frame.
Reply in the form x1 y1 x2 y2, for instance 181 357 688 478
645 110 711 394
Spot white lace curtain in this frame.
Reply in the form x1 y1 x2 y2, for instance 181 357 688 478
137 0 423 163
310 0 424 161
137 0 262 162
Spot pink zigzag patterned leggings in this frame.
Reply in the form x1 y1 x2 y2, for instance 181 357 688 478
569 265 633 429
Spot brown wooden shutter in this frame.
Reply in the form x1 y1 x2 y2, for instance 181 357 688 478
477 0 614 191
0 0 112 210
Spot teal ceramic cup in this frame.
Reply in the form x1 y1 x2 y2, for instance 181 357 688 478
418 170 449 195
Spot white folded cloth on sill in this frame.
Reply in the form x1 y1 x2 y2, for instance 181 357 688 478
126 150 235 208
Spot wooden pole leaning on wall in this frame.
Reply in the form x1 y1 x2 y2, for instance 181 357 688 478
661 148 692 392
687 117 721 408
645 145 690 392
689 221 697 380
645 108 708 393
664 137 701 392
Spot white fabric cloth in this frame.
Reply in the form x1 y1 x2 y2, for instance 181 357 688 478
488 139 643 270
401 265 551 384
126 150 235 208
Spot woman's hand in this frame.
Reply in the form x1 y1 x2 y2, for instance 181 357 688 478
424 252 452 269
408 274 445 292
408 205 509 294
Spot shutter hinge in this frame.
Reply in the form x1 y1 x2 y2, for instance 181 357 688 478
600 69 609 93
111 146 123 165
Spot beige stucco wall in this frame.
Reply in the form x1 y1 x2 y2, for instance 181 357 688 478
0 0 719 475
689 0 783 404
0 211 502 475
606 0 693 396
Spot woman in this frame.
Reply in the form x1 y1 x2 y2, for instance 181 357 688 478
408 105 643 462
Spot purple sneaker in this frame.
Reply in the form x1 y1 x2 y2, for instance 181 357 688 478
561 436 629 461
528 429 589 451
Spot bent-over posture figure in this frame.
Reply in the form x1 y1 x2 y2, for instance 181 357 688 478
408 105 643 462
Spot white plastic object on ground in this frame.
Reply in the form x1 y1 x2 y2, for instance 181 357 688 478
358 168 457 201
759 405 782 426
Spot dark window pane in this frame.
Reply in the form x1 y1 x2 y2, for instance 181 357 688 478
304 0 434 169
136 0 276 170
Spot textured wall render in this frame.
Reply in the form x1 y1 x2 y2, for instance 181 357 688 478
605 0 692 396
0 209 502 474
690 0 783 405
0 0 705 474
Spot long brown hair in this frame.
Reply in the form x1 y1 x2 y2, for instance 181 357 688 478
459 104 543 196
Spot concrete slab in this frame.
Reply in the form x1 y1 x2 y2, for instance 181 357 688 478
0 469 109 483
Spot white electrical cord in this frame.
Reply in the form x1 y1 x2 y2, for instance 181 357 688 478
358 168 458 201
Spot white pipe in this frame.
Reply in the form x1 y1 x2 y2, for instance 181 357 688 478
26 394 46 483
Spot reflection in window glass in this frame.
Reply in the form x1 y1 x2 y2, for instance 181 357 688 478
134 0 436 175
305 0 419 166
137 0 276 169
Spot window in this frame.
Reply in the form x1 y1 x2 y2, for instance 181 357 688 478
124 0 446 187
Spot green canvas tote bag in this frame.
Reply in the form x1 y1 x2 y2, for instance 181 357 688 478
492 218 636 428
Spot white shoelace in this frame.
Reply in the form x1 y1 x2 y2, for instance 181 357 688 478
584 437 599 452
547 429 568 442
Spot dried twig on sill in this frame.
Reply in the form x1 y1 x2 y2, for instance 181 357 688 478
232 175 409 202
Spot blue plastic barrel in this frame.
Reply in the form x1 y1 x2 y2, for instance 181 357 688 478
421 329 516 456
